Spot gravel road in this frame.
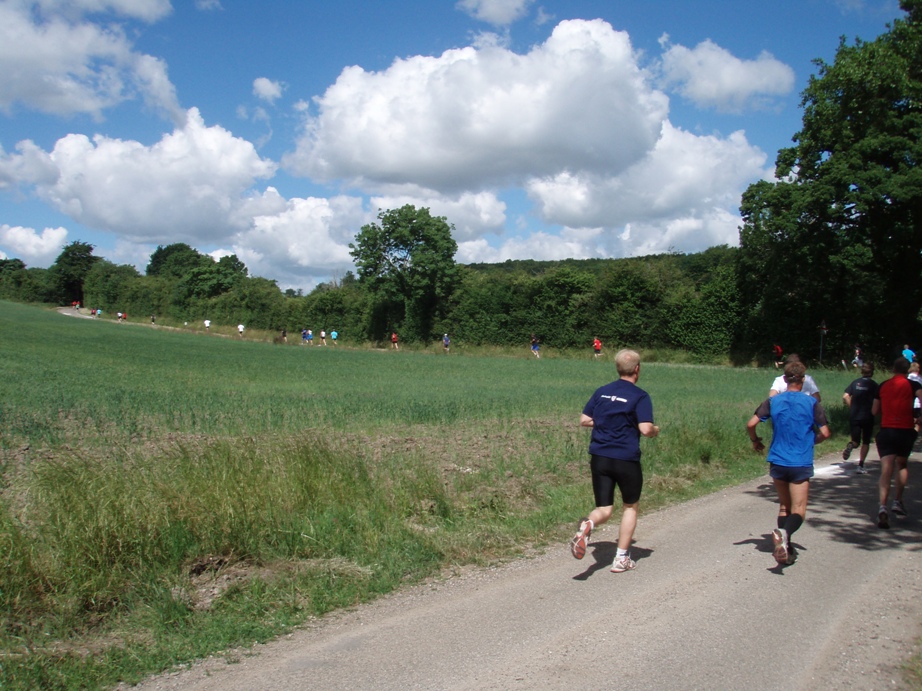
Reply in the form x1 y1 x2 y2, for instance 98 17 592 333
124 451 922 691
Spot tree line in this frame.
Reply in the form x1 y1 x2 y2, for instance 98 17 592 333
1 1 919 364
0 232 744 359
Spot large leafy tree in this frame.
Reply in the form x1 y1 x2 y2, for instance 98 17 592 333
174 254 249 304
350 205 459 341
737 0 922 359
47 241 99 305
146 243 210 279
0 259 29 300
83 260 141 310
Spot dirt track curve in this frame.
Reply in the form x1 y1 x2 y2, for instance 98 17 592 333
123 451 922 691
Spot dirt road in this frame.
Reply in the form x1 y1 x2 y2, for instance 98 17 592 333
126 451 922 691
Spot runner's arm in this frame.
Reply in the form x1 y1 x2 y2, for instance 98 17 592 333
746 414 765 453
815 425 831 444
638 422 659 438
813 403 831 444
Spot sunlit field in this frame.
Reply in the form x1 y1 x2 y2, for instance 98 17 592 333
0 300 859 689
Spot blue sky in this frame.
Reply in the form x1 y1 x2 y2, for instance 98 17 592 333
0 0 902 290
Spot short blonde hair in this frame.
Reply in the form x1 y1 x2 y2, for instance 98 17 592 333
615 349 641 376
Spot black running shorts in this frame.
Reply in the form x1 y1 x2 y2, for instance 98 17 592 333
590 454 643 507
849 420 874 447
876 427 918 458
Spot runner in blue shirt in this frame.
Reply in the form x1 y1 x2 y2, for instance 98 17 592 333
747 361 831 566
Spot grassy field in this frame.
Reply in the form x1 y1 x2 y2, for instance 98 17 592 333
0 300 866 689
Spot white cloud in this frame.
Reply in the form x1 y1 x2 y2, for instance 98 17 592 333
456 0 534 26
108 237 156 271
0 1 182 122
253 77 284 104
534 6 554 26
132 53 184 125
457 228 594 264
0 141 61 189
525 122 767 255
1 108 277 244
284 19 668 192
34 0 172 23
528 123 767 226
195 0 222 10
369 189 506 241
658 37 795 113
0 224 68 266
228 195 368 287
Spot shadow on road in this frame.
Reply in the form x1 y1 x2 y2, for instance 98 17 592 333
733 532 809 575
742 461 922 555
572 542 654 581
570 461 921 582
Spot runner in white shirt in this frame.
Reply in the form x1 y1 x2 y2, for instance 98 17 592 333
769 354 821 402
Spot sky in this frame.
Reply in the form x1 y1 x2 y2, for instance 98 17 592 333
0 0 903 291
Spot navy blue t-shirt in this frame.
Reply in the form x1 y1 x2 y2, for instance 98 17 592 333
583 379 654 462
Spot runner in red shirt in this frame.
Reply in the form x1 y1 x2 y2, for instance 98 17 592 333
874 357 922 528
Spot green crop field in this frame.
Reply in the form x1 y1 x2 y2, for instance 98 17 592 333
0 300 860 689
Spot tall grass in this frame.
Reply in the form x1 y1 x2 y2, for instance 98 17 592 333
0 300 864 688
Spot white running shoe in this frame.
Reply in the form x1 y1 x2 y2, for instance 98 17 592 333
610 554 636 573
772 528 788 564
